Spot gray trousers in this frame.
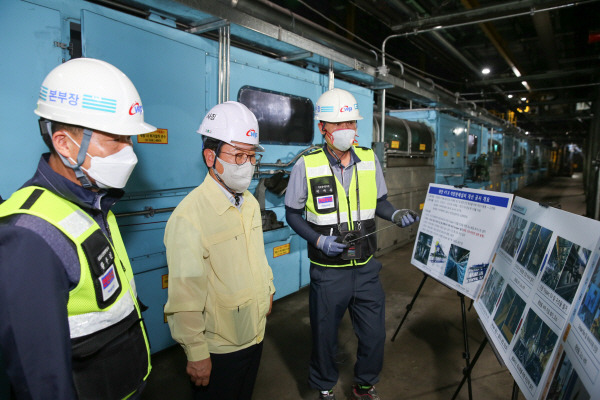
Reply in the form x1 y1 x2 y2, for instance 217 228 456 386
308 258 386 391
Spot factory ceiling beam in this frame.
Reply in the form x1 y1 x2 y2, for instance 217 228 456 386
532 10 560 71
391 0 590 34
459 0 525 88
469 68 599 86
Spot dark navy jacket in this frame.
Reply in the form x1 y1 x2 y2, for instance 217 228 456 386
0 154 123 399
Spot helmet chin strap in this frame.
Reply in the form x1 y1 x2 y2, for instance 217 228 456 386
211 142 241 205
50 123 94 189
322 125 347 164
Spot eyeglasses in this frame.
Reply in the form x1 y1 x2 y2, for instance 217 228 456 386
219 151 262 165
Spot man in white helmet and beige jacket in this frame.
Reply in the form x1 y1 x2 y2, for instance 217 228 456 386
285 88 420 400
164 101 275 400
0 58 154 399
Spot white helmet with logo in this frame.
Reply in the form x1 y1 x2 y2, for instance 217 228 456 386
197 101 263 151
34 58 156 135
314 88 363 123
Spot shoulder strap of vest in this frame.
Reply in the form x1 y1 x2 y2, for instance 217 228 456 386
353 146 374 158
0 186 97 243
305 148 324 156
0 186 45 217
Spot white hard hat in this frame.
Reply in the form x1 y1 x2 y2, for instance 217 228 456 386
314 88 363 123
197 101 263 151
34 58 156 135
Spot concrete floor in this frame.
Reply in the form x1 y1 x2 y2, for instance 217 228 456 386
141 173 586 400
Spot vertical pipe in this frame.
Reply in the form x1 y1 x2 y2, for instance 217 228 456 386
380 89 386 142
489 128 494 161
595 164 600 220
218 24 231 103
225 24 230 102
218 26 223 104
328 59 334 90
465 120 471 185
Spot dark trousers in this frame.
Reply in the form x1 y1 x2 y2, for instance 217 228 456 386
191 342 263 400
308 258 386 391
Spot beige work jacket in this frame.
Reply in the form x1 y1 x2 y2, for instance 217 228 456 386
164 174 275 361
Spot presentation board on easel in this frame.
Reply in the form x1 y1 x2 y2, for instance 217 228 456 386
474 196 600 399
410 183 513 299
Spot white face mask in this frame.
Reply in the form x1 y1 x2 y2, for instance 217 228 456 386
214 157 254 193
66 133 138 189
328 128 356 151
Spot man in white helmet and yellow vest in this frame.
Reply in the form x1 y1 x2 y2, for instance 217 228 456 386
0 58 154 399
164 101 275 400
285 88 419 400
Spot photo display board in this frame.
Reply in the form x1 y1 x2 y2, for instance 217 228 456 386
474 196 600 399
411 184 513 298
543 242 600 399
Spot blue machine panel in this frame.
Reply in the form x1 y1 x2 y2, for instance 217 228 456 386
390 110 466 186
135 267 173 351
0 1 64 196
263 227 298 300
81 9 213 193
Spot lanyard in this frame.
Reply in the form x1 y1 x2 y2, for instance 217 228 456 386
329 162 361 232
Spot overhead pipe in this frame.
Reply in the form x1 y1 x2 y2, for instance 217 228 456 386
391 0 587 34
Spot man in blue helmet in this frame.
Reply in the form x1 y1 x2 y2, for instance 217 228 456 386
285 88 419 400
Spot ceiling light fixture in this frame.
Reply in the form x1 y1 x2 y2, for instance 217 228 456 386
507 94 513 99
482 67 491 75
521 97 527 102
521 81 531 90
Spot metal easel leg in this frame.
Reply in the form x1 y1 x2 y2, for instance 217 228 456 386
391 273 428 342
459 292 473 400
450 337 488 400
511 380 520 399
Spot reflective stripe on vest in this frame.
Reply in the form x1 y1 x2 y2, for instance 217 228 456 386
306 209 376 225
0 186 140 339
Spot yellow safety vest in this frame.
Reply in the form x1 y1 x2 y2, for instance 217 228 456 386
0 186 151 399
303 147 378 267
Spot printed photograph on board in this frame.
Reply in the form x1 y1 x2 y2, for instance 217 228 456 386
517 222 553 276
494 284 527 344
541 237 591 304
414 232 433 265
577 257 600 341
444 244 471 284
464 262 489 284
512 308 559 386
480 268 506 315
429 240 447 266
545 351 590 400
500 214 528 258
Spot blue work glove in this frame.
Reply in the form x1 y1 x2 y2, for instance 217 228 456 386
392 209 420 227
316 235 347 257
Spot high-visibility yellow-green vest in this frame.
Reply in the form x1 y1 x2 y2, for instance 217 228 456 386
0 186 151 399
303 147 378 267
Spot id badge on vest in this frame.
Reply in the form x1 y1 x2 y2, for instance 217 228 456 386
81 230 122 308
310 176 337 214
